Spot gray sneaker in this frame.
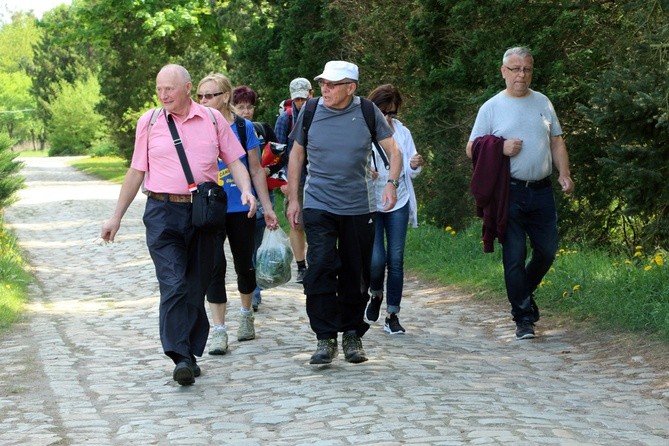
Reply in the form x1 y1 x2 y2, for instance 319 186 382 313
342 331 368 363
309 338 338 364
238 311 256 341
208 329 228 355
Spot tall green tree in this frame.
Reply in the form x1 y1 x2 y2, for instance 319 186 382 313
0 12 41 142
567 0 669 251
46 74 105 155
28 4 93 150
74 0 231 160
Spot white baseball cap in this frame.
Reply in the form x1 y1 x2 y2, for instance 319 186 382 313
314 60 359 82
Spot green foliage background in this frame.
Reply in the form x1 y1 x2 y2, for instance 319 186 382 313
2 0 668 252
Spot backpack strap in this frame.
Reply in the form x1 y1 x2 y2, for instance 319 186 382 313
234 114 248 151
300 98 319 151
361 98 390 170
148 107 161 139
301 97 390 170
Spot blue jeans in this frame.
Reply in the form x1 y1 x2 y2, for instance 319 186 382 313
502 183 558 323
370 202 409 314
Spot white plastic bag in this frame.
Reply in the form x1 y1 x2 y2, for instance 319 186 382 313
255 226 294 289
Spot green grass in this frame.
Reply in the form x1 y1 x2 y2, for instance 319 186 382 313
69 156 128 183
405 223 669 341
0 219 31 330
4 154 669 344
16 149 49 158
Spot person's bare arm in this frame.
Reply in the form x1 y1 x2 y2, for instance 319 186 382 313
100 167 145 242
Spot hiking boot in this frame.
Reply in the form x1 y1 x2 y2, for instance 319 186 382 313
342 331 368 363
208 329 228 355
384 313 406 334
515 320 536 340
309 338 338 364
365 294 383 323
173 360 195 386
296 267 307 284
252 287 262 312
238 311 256 341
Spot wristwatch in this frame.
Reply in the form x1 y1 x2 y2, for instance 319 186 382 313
387 179 399 188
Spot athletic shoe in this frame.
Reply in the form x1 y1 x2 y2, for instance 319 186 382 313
208 329 228 355
384 313 406 334
238 311 256 341
310 338 338 364
515 321 536 340
365 295 383 322
342 331 368 363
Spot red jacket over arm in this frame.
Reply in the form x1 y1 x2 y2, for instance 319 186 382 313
470 135 509 253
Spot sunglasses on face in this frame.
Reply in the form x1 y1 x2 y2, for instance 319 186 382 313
196 92 223 100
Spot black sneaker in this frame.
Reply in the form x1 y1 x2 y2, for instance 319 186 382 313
173 360 195 386
384 313 406 334
296 267 307 284
309 338 338 364
342 331 368 363
365 295 383 323
515 321 536 340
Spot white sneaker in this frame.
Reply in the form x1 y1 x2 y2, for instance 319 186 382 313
208 329 229 355
238 311 256 341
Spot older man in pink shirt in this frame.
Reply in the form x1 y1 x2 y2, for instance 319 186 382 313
101 64 255 386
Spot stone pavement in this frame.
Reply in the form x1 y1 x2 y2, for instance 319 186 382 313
1 156 668 446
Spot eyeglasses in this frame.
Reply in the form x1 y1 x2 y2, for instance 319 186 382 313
196 92 223 100
384 111 398 118
504 66 533 74
318 80 354 89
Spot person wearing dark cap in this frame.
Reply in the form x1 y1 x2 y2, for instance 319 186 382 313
286 61 403 365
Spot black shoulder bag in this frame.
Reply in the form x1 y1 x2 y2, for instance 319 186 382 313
165 111 227 231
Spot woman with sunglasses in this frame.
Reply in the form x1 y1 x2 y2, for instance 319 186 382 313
196 73 278 355
365 84 424 334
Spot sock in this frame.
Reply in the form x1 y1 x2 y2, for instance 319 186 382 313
297 260 306 270
241 308 253 315
214 324 226 331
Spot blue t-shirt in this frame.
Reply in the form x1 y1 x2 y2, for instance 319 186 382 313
218 118 260 213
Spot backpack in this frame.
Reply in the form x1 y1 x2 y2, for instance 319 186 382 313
233 114 249 151
300 97 389 170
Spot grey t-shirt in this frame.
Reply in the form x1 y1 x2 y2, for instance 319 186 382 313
469 89 562 181
291 96 393 215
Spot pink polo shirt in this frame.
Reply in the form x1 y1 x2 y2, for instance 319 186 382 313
132 101 245 194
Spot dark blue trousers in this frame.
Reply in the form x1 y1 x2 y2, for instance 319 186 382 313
502 183 558 323
143 198 216 364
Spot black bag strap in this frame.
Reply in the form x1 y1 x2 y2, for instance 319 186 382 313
165 110 197 192
361 98 390 170
301 97 389 170
234 114 248 151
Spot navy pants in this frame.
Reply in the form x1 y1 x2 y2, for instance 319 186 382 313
502 183 558 323
302 208 374 340
144 197 216 364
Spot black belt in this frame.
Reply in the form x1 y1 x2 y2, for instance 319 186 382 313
510 177 551 189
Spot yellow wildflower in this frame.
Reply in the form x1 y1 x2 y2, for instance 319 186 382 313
655 254 664 266
572 284 581 291
644 265 652 271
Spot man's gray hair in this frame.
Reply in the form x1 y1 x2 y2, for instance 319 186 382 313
161 63 192 83
503 47 533 65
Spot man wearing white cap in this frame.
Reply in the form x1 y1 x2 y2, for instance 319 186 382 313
275 77 314 286
287 60 403 365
